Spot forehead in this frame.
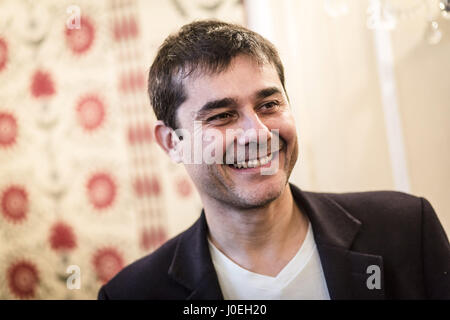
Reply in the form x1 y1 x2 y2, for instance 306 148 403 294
178 55 283 117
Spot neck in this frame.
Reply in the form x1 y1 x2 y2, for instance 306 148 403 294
203 184 308 276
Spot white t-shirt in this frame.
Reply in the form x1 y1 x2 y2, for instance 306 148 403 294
208 221 330 300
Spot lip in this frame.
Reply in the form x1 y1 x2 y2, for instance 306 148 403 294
224 150 280 173
224 144 284 165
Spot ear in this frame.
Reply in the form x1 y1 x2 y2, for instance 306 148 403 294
154 120 183 163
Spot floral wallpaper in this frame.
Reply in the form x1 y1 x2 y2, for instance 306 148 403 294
0 0 244 299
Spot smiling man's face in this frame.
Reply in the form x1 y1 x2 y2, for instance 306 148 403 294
175 55 299 209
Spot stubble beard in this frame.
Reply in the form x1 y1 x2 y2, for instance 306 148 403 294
201 138 299 210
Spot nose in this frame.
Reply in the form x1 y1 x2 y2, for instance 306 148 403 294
236 110 271 146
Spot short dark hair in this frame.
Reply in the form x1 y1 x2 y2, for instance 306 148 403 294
148 19 286 129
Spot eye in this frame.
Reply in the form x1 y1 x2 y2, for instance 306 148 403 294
206 112 234 122
259 101 280 112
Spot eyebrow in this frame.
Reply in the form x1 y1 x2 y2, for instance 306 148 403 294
195 86 283 120
255 87 283 100
195 97 238 119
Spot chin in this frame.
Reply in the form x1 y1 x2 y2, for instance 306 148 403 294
230 177 286 209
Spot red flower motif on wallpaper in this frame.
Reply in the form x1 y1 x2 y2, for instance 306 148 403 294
119 70 146 93
133 175 161 197
140 228 152 251
7 260 40 299
140 226 167 251
0 37 8 72
0 112 17 148
49 221 77 252
176 176 192 198
1 185 28 224
113 15 139 42
127 126 136 145
157 227 167 246
128 123 153 145
76 94 105 131
127 122 153 145
30 70 56 98
65 16 95 55
87 172 117 210
92 247 124 283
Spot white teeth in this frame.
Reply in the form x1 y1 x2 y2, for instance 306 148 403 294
233 161 247 169
231 153 273 169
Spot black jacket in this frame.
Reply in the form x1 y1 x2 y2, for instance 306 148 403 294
98 184 450 299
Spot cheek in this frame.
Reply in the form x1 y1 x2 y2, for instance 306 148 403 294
184 163 206 184
202 128 228 162
266 112 297 145
281 119 297 145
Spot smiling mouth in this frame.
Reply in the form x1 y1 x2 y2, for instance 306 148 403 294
223 139 284 170
228 152 274 169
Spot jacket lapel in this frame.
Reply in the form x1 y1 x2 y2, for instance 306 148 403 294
290 184 385 299
168 211 223 300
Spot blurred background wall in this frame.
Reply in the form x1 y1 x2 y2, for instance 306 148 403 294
0 0 448 299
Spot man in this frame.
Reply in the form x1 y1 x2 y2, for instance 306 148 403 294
98 20 449 300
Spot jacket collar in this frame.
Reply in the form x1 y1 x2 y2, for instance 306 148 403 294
168 209 223 300
168 183 385 300
290 184 385 299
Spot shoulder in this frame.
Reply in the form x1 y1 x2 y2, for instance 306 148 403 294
303 190 427 248
294 186 449 298
320 189 423 221
98 232 188 299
